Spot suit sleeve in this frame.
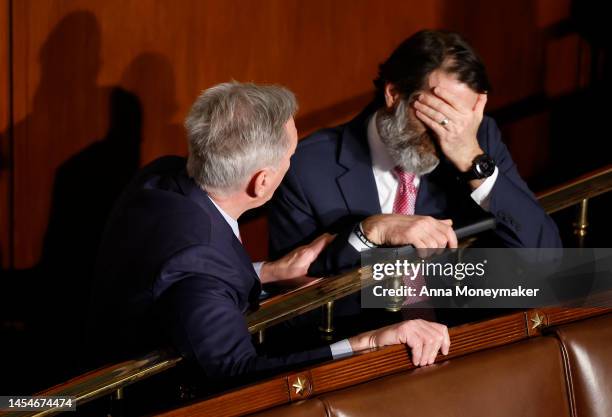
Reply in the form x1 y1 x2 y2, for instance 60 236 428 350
157 245 332 381
482 117 562 248
268 167 361 276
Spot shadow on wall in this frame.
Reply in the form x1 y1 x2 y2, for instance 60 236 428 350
0 11 181 394
121 52 185 162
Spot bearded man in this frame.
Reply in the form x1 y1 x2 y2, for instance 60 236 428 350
269 30 561 279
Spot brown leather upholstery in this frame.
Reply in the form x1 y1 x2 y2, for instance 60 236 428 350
251 337 571 417
251 398 327 417
319 337 570 417
552 314 612 417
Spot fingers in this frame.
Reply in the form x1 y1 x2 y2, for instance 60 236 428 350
413 241 436 259
415 110 446 137
310 232 336 251
414 94 459 123
424 321 450 356
432 86 468 112
381 215 457 250
415 322 440 365
421 320 450 364
371 319 450 366
405 332 423 366
437 220 458 249
412 217 456 251
304 233 336 260
400 320 449 366
435 322 451 355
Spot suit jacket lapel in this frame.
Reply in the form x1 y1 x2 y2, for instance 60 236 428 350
336 108 382 217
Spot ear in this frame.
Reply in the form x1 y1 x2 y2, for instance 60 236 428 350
384 83 400 108
247 169 271 198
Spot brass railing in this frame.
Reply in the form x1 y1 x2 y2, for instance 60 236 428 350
248 164 612 334
3 164 611 417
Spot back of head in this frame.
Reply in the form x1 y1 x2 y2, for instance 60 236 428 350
374 29 491 103
185 82 297 195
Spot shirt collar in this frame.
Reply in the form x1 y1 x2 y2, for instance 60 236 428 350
208 196 241 240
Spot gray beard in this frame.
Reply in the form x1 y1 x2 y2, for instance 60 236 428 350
375 99 439 176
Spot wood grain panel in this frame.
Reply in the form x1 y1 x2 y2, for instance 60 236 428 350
9 0 581 267
10 0 445 268
0 0 10 269
156 379 289 417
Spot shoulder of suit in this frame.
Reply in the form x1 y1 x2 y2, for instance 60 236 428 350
298 125 343 151
477 115 501 152
291 124 345 168
117 185 214 247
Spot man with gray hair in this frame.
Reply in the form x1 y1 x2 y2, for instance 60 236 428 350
90 82 450 384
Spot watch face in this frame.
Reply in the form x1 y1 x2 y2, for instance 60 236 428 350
474 155 495 178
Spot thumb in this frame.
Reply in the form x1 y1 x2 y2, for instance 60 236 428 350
441 219 453 226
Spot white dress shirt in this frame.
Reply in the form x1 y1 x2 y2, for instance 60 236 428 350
348 113 499 251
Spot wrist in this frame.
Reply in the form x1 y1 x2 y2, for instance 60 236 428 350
259 261 275 284
353 223 379 249
361 216 384 246
349 331 374 352
455 146 484 173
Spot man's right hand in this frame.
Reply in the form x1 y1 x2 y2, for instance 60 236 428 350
259 233 335 283
361 214 458 253
348 319 450 366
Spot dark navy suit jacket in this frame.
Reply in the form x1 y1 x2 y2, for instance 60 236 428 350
90 157 331 380
269 106 561 276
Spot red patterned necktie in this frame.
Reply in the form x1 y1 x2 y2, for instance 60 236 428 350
392 167 430 309
393 167 417 215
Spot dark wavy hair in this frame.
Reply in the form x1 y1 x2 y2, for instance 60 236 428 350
373 30 491 105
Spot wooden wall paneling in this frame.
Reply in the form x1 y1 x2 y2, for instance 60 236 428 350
9 0 444 268
7 0 586 267
0 0 10 269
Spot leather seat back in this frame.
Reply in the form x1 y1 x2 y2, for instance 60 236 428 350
319 337 571 417
253 336 572 417
552 314 612 417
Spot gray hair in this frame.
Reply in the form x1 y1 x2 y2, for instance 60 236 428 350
185 82 297 193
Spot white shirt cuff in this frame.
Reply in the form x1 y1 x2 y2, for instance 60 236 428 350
330 338 353 359
252 261 264 278
470 166 499 211
348 223 372 253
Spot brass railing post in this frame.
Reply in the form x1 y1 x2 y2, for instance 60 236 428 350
256 329 265 345
385 275 404 312
319 301 335 340
109 387 124 417
573 198 589 247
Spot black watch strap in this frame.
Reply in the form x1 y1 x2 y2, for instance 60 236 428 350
461 153 496 181
353 223 378 249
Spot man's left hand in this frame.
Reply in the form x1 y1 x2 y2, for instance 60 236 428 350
413 86 487 173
